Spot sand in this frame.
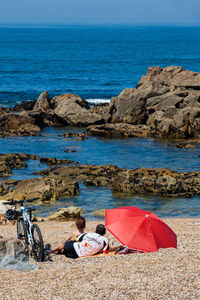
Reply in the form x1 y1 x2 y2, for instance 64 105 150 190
0 218 199 300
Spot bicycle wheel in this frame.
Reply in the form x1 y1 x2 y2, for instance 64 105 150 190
31 224 44 262
17 218 28 243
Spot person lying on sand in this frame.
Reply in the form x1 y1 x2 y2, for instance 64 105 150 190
46 224 122 258
45 216 86 255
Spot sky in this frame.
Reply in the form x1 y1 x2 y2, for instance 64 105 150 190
0 0 200 25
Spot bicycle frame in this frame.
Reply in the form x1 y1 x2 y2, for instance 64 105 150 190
20 204 34 245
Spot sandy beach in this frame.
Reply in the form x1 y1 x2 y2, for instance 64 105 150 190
0 218 199 300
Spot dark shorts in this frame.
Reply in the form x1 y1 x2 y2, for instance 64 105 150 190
63 241 78 259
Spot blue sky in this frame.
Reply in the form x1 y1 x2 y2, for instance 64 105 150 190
0 0 200 25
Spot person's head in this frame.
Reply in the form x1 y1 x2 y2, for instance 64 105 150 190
75 217 86 231
95 224 106 236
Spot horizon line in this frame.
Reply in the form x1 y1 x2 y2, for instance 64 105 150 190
0 22 200 27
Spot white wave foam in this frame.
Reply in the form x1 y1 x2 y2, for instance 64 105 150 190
86 98 110 104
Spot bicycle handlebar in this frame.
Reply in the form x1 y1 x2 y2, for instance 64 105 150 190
2 197 40 206
2 201 15 205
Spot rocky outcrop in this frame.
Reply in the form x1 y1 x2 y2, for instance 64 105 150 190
111 167 200 197
1 66 200 139
47 206 83 220
107 66 200 139
86 123 151 138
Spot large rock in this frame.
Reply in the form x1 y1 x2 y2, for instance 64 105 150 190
107 66 200 138
0 238 27 260
0 238 37 271
48 206 83 220
1 176 80 203
47 93 104 126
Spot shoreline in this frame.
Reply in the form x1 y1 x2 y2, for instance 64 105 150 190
0 217 199 299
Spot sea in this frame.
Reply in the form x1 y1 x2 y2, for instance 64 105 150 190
0 25 200 219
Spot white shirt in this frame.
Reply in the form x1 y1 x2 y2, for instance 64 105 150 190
73 233 109 257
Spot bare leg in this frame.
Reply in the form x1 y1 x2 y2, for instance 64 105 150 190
52 242 65 254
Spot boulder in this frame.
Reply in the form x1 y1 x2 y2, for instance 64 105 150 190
47 93 104 126
0 238 27 260
0 238 37 271
48 206 83 220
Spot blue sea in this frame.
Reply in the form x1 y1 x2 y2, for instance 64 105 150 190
0 25 200 218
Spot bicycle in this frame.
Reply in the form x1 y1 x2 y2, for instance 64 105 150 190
3 198 44 262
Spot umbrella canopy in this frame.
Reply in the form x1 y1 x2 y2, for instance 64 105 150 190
105 206 177 252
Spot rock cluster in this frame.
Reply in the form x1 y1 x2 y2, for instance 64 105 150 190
0 153 39 177
1 154 200 202
1 66 200 139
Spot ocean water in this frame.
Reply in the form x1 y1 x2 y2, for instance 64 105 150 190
1 25 200 105
0 25 200 218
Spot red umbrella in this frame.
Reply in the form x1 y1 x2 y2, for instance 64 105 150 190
105 206 177 252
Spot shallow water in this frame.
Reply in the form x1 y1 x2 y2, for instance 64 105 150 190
0 127 199 218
